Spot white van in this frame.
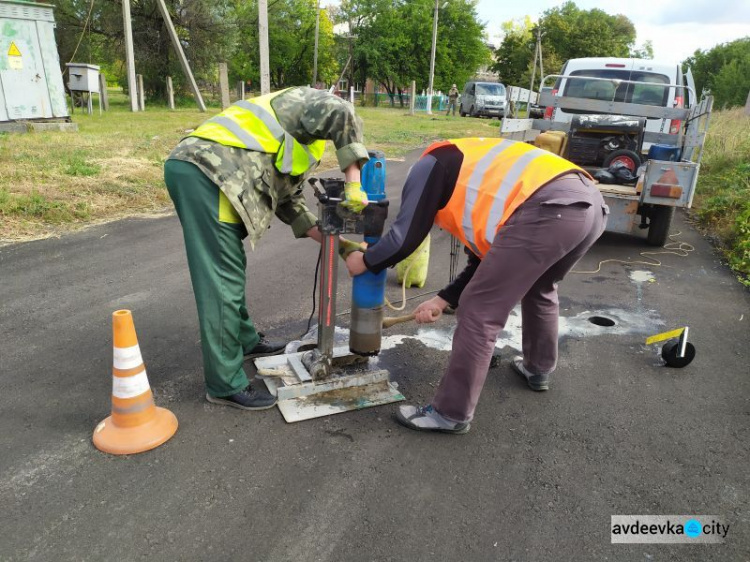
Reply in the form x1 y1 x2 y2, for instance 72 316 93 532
545 57 696 144
459 81 507 118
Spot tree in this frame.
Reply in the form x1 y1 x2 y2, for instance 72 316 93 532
631 40 654 60
343 0 490 103
491 18 533 86
52 0 236 100
492 1 638 88
229 0 338 90
684 37 750 108
538 2 635 64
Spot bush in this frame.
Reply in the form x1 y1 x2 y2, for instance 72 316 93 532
692 109 750 284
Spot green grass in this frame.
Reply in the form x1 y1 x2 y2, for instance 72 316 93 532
0 89 496 241
63 151 102 177
691 108 750 285
0 188 90 223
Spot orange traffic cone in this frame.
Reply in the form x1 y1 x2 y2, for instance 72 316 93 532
93 310 178 455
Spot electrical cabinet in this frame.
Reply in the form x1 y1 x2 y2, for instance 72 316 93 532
0 0 68 122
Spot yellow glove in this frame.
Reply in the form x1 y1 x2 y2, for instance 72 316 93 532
341 181 368 213
339 237 367 260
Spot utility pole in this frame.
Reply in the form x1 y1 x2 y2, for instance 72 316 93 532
426 0 439 115
121 0 138 112
331 55 351 94
312 0 320 87
155 0 206 111
528 26 543 105
538 38 544 89
347 23 354 99
259 0 271 94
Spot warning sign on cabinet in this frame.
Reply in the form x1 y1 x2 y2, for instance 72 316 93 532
8 41 23 70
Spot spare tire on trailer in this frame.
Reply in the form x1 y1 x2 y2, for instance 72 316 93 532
602 149 641 173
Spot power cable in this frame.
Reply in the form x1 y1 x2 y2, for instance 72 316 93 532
302 246 322 338
384 240 430 311
571 231 695 274
64 0 96 74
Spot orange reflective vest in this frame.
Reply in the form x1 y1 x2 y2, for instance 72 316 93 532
425 138 592 257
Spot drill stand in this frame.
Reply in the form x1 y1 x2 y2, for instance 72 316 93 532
255 178 403 423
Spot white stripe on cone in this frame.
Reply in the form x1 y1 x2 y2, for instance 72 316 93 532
112 369 151 399
113 344 143 370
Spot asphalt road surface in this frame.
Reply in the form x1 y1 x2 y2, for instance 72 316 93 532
1 149 748 561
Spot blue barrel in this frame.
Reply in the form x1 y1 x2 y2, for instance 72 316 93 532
361 150 386 201
648 144 681 161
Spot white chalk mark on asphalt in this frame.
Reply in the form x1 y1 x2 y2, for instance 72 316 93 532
630 269 655 283
495 307 664 352
629 270 655 306
292 307 663 355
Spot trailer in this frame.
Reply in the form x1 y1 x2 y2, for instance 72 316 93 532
501 74 713 246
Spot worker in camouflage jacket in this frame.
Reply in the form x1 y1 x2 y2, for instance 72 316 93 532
165 86 370 411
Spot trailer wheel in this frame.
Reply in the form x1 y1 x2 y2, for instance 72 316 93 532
602 149 641 172
647 205 675 246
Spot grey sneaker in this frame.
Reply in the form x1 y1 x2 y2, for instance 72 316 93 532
511 356 550 391
206 384 277 410
395 404 470 434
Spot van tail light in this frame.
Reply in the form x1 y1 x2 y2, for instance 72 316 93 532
543 88 558 119
670 95 684 134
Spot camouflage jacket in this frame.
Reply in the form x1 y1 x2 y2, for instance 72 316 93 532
168 87 369 247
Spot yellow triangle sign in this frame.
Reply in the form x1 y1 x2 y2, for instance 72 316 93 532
8 42 21 57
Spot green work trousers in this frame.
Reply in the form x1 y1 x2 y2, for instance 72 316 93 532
164 159 260 397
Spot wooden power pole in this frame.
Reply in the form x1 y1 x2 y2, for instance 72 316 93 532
312 0 320 87
121 0 138 112
529 26 544 100
426 0 439 115
155 0 206 112
259 0 271 94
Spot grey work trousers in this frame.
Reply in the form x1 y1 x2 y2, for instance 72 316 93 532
432 173 608 423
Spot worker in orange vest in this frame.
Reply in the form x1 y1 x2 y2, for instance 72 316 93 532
345 138 609 434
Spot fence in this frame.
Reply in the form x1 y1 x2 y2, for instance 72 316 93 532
337 91 449 112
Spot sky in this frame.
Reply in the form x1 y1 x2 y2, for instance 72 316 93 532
476 0 750 63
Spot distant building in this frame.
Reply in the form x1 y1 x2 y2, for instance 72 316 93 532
473 40 500 82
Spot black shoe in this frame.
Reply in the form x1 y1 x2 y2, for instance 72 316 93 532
243 333 286 359
205 384 277 410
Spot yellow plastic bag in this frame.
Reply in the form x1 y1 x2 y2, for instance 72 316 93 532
396 234 431 288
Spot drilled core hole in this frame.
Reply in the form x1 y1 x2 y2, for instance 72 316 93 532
589 316 616 327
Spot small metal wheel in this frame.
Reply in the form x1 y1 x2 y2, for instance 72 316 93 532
661 340 696 368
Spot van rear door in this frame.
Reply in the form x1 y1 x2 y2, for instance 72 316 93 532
685 68 697 108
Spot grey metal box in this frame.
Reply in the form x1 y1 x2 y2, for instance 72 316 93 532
66 62 99 93
0 0 68 122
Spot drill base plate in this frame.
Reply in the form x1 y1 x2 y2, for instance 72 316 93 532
254 347 404 423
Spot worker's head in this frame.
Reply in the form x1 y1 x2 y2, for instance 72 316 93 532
452 84 457 88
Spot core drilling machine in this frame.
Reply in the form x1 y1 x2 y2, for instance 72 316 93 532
254 151 405 422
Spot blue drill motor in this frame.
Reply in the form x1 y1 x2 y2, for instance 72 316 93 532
350 151 388 356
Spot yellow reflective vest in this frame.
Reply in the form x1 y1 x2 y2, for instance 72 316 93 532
189 89 326 176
